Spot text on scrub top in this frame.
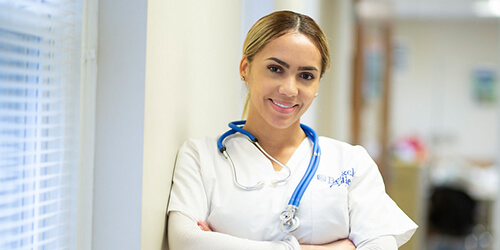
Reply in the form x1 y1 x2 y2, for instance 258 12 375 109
316 168 355 188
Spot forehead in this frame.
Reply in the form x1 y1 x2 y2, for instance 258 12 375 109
255 32 322 68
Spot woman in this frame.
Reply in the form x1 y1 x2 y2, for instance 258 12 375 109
168 10 417 249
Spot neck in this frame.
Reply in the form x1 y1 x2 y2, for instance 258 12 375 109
242 118 306 154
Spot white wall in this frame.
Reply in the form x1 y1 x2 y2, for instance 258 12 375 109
142 0 242 249
315 0 353 141
93 0 242 249
391 19 500 161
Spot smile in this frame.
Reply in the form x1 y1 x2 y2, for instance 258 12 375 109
271 99 297 109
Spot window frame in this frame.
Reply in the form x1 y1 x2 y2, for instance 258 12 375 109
75 0 98 249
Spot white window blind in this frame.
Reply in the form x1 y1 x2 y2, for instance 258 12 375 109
0 0 82 249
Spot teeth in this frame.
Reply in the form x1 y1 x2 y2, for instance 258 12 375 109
272 100 293 108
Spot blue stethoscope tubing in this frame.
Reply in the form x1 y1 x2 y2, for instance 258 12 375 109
289 123 321 207
217 120 321 232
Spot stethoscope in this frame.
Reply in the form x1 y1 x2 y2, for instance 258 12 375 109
217 120 321 233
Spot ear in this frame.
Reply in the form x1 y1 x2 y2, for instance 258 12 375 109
239 54 249 79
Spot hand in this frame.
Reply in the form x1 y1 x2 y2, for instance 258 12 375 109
301 238 355 250
197 221 213 232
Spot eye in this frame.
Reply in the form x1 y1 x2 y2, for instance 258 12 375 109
299 73 315 80
268 65 283 73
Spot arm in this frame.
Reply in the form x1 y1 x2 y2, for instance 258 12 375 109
172 211 359 250
347 146 418 247
169 141 302 249
197 218 356 250
294 234 396 249
356 236 397 250
168 211 301 250
300 239 355 250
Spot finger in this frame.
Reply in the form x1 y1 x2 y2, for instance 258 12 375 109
197 221 212 231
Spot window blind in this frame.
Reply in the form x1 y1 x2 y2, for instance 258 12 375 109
0 0 82 249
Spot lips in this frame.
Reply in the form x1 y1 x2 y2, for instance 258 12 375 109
270 99 298 113
271 99 294 108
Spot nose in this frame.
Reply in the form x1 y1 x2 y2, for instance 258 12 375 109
278 76 298 97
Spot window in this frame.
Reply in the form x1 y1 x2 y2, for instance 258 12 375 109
0 0 82 249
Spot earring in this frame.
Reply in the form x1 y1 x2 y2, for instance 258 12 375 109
241 76 246 81
315 93 318 97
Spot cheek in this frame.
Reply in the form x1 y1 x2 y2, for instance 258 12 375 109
304 84 319 99
248 78 273 96
300 90 317 108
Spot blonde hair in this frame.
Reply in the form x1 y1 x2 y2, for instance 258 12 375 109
241 10 330 118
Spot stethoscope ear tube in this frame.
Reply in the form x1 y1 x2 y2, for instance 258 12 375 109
222 148 265 191
217 121 291 191
217 120 321 233
218 129 237 152
228 120 256 141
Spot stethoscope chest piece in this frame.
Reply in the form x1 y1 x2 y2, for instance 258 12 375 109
279 205 300 233
218 120 321 233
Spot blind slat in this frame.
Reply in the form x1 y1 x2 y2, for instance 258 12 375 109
0 0 76 19
0 7 74 28
0 0 81 249
0 23 77 43
0 82 65 91
0 32 78 49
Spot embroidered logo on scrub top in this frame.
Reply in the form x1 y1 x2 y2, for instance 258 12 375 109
316 168 355 187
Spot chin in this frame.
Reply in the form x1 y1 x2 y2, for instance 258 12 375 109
267 116 300 130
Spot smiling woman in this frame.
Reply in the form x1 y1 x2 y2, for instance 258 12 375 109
241 31 321 132
241 11 330 120
167 10 417 250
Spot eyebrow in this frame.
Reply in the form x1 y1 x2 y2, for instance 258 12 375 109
266 57 318 72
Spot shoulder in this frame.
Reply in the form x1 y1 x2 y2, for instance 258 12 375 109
176 136 220 168
318 137 371 160
317 137 377 177
318 136 353 149
179 136 219 154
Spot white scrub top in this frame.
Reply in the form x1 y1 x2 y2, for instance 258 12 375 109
168 135 417 247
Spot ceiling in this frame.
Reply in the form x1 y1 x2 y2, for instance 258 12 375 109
391 0 500 19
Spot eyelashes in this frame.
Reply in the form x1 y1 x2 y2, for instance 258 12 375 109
299 73 315 80
267 65 282 73
267 65 316 80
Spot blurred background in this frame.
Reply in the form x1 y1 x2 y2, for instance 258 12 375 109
0 0 499 249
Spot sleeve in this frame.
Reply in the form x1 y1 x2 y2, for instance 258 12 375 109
167 140 209 220
167 140 301 250
347 146 418 247
356 235 397 250
168 211 301 250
